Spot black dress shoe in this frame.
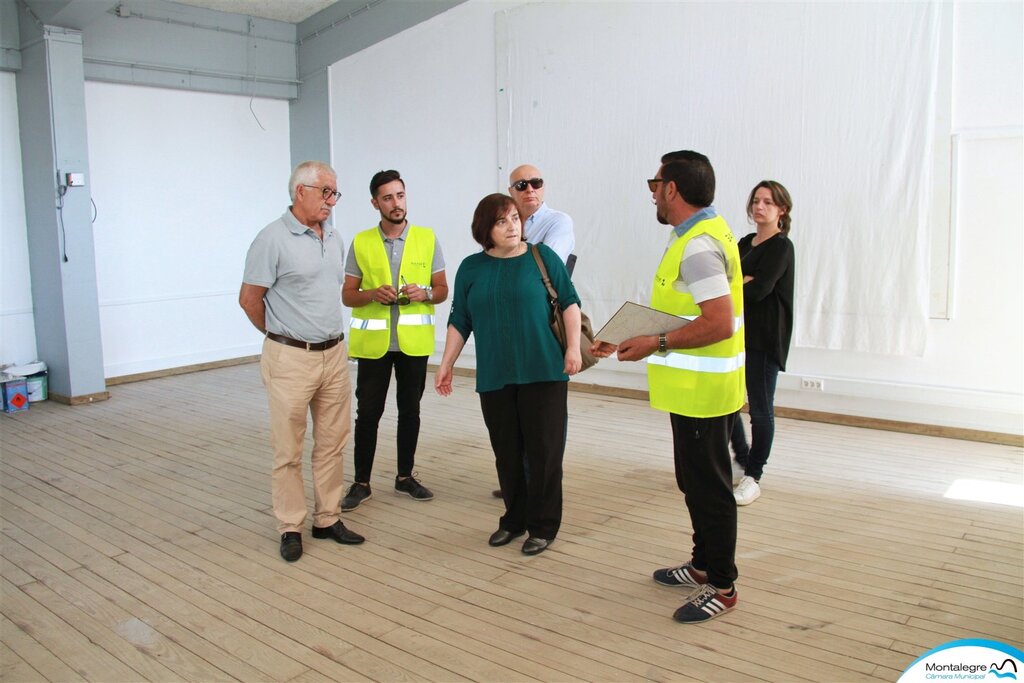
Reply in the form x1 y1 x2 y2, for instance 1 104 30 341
312 521 365 544
280 532 302 561
521 537 551 555
488 528 526 547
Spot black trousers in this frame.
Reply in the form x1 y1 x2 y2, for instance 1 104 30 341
670 411 739 590
353 352 428 483
479 381 567 540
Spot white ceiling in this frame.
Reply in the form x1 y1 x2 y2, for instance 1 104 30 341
171 0 338 24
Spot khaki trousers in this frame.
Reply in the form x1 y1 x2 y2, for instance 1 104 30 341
260 337 351 534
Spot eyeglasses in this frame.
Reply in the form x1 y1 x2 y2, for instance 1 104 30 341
511 178 544 192
302 184 342 201
647 178 668 193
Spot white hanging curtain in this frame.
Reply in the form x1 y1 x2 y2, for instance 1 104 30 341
499 1 942 356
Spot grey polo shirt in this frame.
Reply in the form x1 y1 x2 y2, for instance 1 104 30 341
669 205 733 305
243 209 346 342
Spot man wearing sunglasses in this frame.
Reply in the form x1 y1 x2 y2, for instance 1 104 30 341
592 151 744 625
240 161 365 563
508 164 576 268
341 170 448 512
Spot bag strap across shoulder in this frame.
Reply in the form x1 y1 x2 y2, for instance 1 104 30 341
532 244 568 350
530 244 560 305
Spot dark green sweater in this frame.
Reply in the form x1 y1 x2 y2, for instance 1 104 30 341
448 243 580 393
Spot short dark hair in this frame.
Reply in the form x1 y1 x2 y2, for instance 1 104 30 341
660 150 715 207
471 193 517 250
747 180 794 234
369 169 404 197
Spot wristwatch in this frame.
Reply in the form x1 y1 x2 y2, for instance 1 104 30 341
424 286 433 302
658 332 667 353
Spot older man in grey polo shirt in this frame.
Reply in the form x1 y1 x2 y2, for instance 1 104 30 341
240 160 365 562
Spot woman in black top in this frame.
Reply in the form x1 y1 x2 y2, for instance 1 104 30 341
731 180 795 506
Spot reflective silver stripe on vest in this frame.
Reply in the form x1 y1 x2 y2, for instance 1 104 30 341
647 350 746 373
397 314 435 326
350 318 388 331
677 315 741 331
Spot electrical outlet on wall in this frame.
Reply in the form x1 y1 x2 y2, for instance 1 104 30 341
800 377 825 391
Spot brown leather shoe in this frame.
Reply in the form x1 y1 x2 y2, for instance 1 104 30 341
312 521 365 544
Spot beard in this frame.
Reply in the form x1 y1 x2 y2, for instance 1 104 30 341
656 209 669 225
382 209 406 225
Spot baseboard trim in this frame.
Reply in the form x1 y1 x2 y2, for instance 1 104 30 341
443 364 1022 447
107 355 261 386
49 391 111 406
771 406 1022 447
103 358 1021 447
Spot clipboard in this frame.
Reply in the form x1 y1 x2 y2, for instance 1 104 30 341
594 301 692 345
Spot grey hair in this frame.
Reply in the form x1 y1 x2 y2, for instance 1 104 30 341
288 161 336 202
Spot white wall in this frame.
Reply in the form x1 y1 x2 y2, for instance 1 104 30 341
84 82 291 376
3 76 293 378
0 72 39 368
8 2 1017 434
330 0 1022 435
778 1 1022 433
329 0 520 354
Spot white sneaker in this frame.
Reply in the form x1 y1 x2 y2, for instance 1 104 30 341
734 476 761 506
731 459 746 487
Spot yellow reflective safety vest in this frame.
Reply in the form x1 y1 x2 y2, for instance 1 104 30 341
349 225 436 359
648 214 745 417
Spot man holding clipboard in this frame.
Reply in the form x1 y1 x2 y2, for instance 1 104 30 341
593 302 692 346
591 151 745 625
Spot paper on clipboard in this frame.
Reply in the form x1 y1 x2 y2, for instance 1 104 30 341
594 302 692 345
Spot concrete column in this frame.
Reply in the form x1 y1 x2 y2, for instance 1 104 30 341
16 24 108 404
289 68 331 168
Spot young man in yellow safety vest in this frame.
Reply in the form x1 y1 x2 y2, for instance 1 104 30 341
341 169 448 511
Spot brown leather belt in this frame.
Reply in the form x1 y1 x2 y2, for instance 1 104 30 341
266 331 344 351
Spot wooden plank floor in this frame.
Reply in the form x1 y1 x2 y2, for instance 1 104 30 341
1 362 1021 682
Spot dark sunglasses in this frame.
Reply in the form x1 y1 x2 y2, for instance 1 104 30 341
512 178 544 192
647 178 667 193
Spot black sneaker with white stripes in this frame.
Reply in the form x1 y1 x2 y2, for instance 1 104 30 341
652 562 708 588
672 584 737 624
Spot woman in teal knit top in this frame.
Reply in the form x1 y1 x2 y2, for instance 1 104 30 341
436 193 582 555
